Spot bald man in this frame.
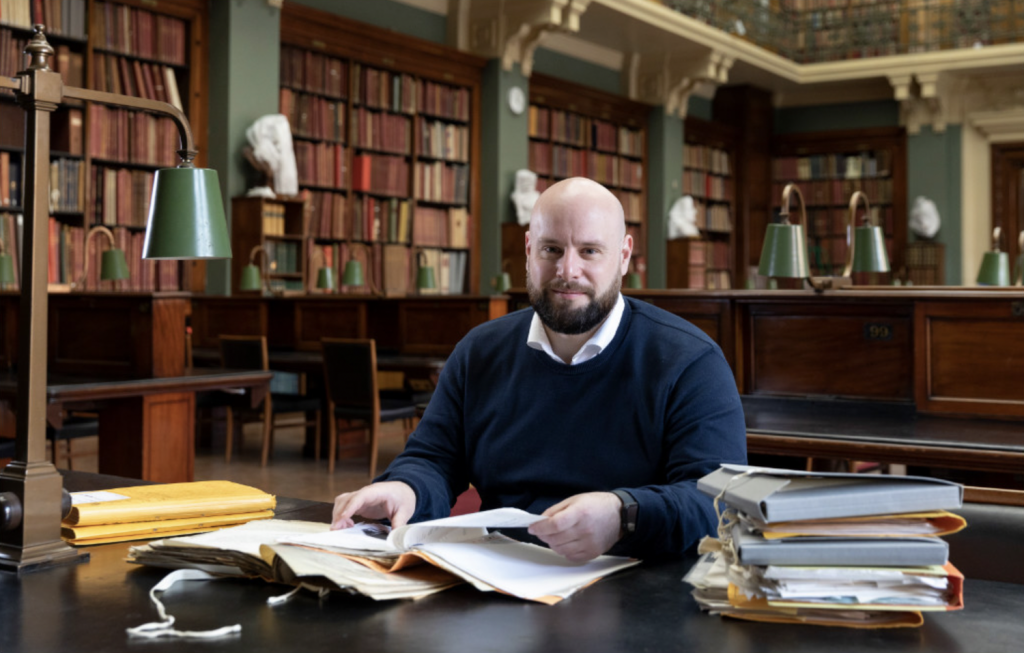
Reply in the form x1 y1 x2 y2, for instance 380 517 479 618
332 178 746 562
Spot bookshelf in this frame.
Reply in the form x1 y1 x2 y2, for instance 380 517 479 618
521 73 648 287
770 127 907 280
0 0 209 293
904 241 945 285
667 117 736 289
279 3 483 296
230 197 307 295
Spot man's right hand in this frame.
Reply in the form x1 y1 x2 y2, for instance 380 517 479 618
330 481 416 530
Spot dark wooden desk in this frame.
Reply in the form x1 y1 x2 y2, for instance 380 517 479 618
2 471 1022 653
0 370 272 483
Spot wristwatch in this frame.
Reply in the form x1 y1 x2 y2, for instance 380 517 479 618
611 489 638 535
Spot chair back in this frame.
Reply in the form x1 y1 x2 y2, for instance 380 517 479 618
321 338 378 411
219 335 269 371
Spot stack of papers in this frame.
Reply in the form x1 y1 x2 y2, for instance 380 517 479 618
64 481 276 546
684 465 966 628
129 508 640 604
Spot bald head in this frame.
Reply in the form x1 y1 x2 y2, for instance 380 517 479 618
529 177 626 242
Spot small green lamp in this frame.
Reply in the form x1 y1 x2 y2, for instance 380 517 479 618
238 245 268 293
316 266 335 292
758 183 810 281
492 271 511 293
846 191 890 277
342 259 365 287
976 227 1010 287
0 236 15 288
1014 230 1024 287
626 272 643 289
142 165 232 260
78 225 130 290
416 251 436 294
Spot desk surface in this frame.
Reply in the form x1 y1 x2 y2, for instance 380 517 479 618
0 369 273 403
2 472 1022 653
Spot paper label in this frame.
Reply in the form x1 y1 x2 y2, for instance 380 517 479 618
71 491 131 505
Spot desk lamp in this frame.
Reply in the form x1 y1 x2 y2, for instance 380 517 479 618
976 227 1010 286
317 266 336 293
341 243 381 295
0 26 231 573
846 191 891 283
75 225 130 290
239 245 269 294
416 251 437 294
1014 230 1024 287
757 183 811 285
0 236 15 289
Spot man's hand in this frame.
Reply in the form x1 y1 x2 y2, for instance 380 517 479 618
331 481 416 530
527 492 622 562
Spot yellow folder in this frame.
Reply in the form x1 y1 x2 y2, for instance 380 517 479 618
63 510 276 545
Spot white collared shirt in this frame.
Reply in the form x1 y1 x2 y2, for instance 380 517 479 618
526 293 625 365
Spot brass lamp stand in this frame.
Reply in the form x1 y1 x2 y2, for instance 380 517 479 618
0 26 227 572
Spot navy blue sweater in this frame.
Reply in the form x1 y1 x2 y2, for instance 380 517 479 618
377 297 747 558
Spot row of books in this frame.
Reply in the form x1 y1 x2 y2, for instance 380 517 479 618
692 200 733 233
303 190 345 240
49 157 85 213
92 166 153 229
48 219 181 291
413 161 469 205
260 201 289 237
684 144 731 175
418 79 470 122
805 205 895 238
350 195 406 243
296 141 347 189
611 189 644 225
93 0 187 66
773 151 892 180
279 89 346 142
351 153 408 197
91 52 184 111
265 238 302 275
0 26 27 88
280 45 347 99
88 105 179 167
418 117 469 162
411 205 469 249
0 151 22 207
352 107 411 154
807 234 896 272
683 170 734 202
771 178 895 206
528 106 644 156
530 143 645 190
352 64 417 114
0 0 86 38
687 465 964 628
53 43 85 95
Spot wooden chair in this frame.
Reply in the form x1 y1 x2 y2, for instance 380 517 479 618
219 335 321 467
321 338 417 477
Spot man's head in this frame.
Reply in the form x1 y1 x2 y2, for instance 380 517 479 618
525 177 632 336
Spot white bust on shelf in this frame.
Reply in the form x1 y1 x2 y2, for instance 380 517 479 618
510 169 540 226
244 114 299 198
667 195 700 239
909 196 940 239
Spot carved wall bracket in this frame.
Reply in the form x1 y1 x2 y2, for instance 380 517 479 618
632 51 732 118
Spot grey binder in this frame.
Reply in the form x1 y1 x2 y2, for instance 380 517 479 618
698 465 963 523
731 526 950 567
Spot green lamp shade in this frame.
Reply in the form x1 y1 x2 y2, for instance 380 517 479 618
142 167 231 260
100 248 130 281
758 223 809 278
851 225 891 273
0 253 14 285
976 251 1010 286
342 260 364 286
493 272 511 293
317 266 335 290
1014 254 1024 286
239 263 262 291
417 265 436 290
625 272 643 289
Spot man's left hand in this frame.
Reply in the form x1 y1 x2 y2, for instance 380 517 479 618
527 492 622 562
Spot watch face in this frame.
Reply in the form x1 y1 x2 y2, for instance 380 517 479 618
508 86 526 115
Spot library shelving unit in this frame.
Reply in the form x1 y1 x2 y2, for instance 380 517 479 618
515 73 648 288
1 0 209 293
904 240 945 286
770 127 907 280
230 196 308 296
667 116 737 289
279 3 484 296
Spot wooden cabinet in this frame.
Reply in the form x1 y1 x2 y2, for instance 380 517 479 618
230 197 308 296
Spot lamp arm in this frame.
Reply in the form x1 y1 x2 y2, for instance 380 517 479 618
842 191 872 278
991 226 1002 252
249 245 270 293
62 85 197 165
78 225 116 290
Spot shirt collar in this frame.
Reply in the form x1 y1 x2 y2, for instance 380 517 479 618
527 293 625 365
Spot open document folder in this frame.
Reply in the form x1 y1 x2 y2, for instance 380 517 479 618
129 508 640 604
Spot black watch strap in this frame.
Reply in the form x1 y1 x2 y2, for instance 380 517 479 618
611 489 638 535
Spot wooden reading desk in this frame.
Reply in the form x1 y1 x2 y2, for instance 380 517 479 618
1 470 1022 653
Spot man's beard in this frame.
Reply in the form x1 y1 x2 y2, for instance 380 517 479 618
527 271 619 336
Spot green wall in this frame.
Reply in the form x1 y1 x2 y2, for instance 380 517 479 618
647 110 683 289
532 47 621 95
774 100 899 134
907 126 962 285
290 0 446 43
207 0 281 295
687 95 713 121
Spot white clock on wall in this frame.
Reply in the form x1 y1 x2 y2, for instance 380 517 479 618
507 86 526 115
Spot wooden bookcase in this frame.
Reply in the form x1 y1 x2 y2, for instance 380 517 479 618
279 3 484 296
523 73 649 286
904 241 945 285
770 127 907 279
230 196 308 296
667 116 737 289
0 0 209 293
